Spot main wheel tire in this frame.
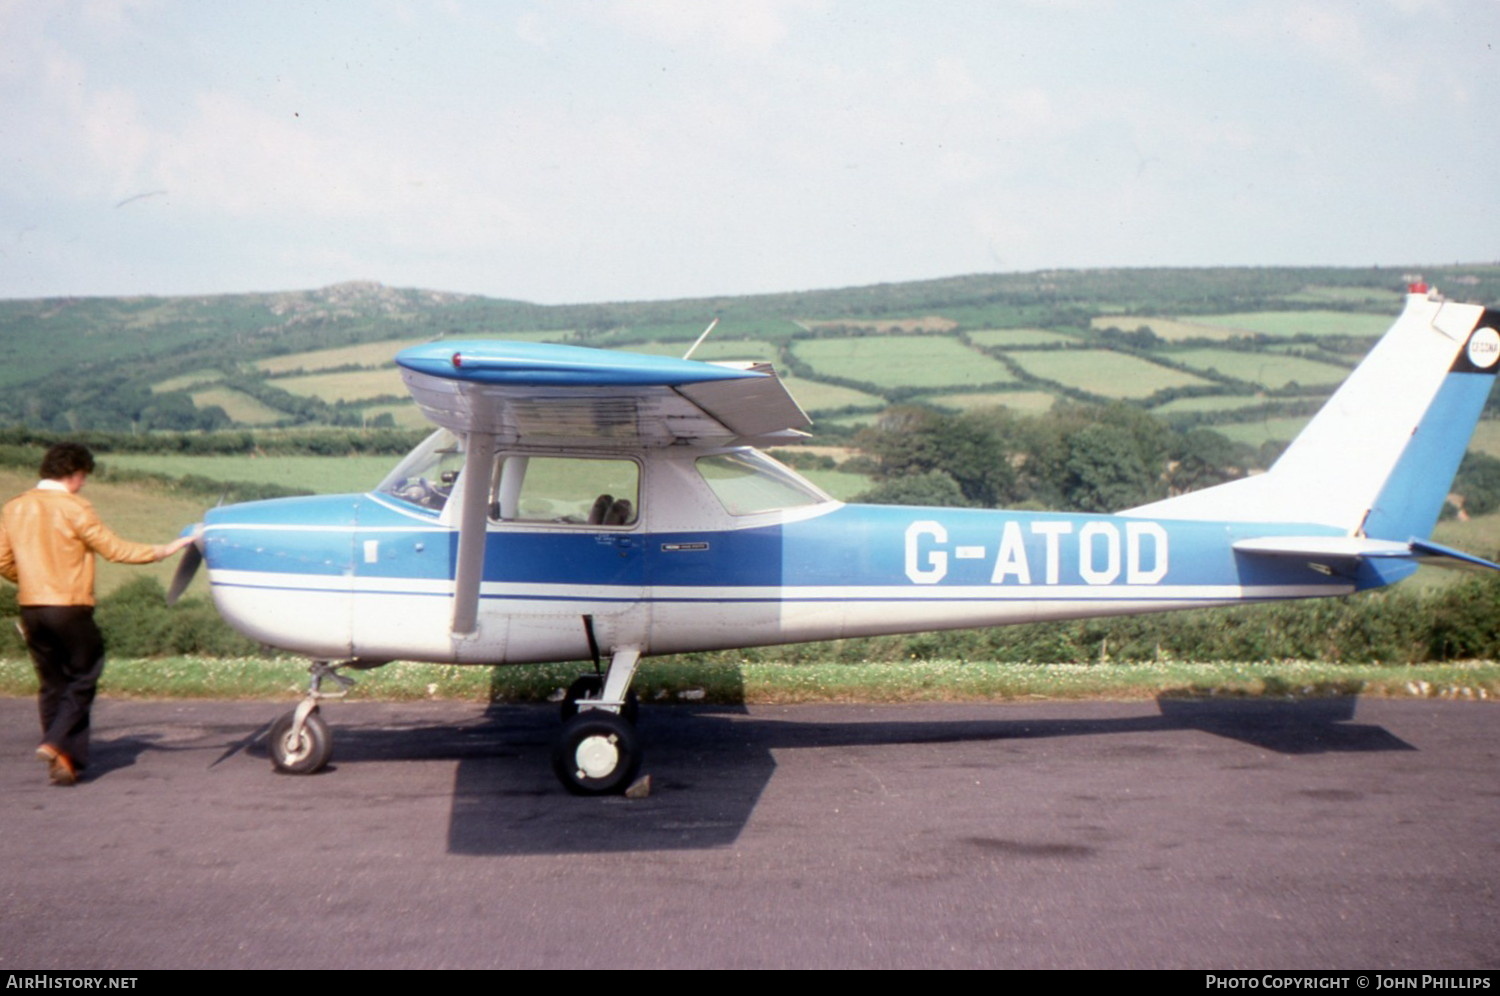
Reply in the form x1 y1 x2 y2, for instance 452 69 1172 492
268 708 332 775
552 710 642 796
559 674 640 724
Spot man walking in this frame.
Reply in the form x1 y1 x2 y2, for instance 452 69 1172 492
0 443 193 785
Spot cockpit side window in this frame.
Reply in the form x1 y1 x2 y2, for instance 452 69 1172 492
695 450 830 516
376 429 464 512
490 455 640 526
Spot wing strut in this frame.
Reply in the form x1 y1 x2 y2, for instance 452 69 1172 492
452 429 497 635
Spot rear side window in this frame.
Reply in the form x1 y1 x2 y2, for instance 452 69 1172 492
696 451 829 516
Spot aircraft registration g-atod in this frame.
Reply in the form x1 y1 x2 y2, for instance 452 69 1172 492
173 283 1500 794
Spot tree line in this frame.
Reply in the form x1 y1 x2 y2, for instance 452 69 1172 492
846 402 1500 521
848 403 1250 513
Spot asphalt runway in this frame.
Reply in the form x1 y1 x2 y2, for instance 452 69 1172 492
1 694 1496 969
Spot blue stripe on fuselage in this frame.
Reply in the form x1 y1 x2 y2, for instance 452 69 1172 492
203 495 1355 598
656 504 1349 592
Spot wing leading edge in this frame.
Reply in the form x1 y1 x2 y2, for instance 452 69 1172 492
396 340 811 447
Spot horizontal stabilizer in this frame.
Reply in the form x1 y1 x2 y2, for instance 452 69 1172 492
1234 535 1500 573
1409 538 1500 573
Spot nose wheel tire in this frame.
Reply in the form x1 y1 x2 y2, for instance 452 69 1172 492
268 708 332 774
552 710 641 795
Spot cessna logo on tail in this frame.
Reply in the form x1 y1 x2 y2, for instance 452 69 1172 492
1467 326 1500 369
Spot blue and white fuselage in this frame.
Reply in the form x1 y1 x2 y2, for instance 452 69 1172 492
203 478 1369 665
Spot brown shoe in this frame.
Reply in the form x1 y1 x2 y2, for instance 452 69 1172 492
36 744 77 786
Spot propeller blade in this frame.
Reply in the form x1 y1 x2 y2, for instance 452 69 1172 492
166 527 205 606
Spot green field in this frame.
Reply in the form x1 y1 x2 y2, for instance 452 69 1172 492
274 368 405 403
255 330 574 378
1262 342 1360 359
1214 416 1313 446
1003 350 1214 399
612 339 780 362
780 375 885 413
1091 317 1241 342
1287 286 1402 306
1150 394 1272 415
100 454 396 493
802 316 957 334
796 467 873 500
820 412 880 429
790 337 1017 389
919 390 1058 414
1170 349 1349 388
154 370 223 393
1181 310 1393 338
966 328 1080 348
190 387 288 425
1434 510 1500 560
1412 511 1500 591
1463 420 1500 459
358 403 434 430
255 336 432 375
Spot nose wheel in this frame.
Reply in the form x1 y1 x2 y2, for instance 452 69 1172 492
269 707 332 774
266 660 359 775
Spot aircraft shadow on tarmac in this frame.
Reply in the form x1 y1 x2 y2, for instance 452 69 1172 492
88 734 170 778
209 694 1415 856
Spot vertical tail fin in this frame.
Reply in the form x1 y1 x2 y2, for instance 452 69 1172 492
1129 287 1498 537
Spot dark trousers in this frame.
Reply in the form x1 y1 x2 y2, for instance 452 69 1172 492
20 606 105 768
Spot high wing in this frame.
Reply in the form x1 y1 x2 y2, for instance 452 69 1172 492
396 340 811 447
395 340 812 635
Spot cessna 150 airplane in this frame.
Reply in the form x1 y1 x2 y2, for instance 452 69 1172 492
172 283 1499 794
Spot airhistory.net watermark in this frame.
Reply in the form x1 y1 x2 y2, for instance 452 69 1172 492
5 977 137 989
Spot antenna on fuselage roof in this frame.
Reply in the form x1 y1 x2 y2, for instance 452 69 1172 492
681 317 720 361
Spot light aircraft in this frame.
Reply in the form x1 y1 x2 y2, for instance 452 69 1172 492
171 283 1500 794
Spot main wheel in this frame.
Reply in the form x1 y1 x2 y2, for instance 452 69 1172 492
559 674 640 724
552 710 642 795
268 708 332 775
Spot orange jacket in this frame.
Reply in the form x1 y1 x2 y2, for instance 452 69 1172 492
0 485 158 607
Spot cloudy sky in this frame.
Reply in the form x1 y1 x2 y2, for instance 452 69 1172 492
2 0 1496 304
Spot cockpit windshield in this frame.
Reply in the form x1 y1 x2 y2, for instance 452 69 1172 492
695 449 831 516
376 429 464 511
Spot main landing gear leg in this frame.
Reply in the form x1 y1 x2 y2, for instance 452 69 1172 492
268 660 356 775
552 648 644 795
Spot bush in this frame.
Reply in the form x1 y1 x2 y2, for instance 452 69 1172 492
92 577 265 658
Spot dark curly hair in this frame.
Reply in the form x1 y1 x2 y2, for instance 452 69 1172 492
39 443 96 481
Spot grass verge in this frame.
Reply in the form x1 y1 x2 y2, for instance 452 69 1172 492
1 656 1496 704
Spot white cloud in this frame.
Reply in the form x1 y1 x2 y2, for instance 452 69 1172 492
1213 0 1487 105
603 0 822 55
